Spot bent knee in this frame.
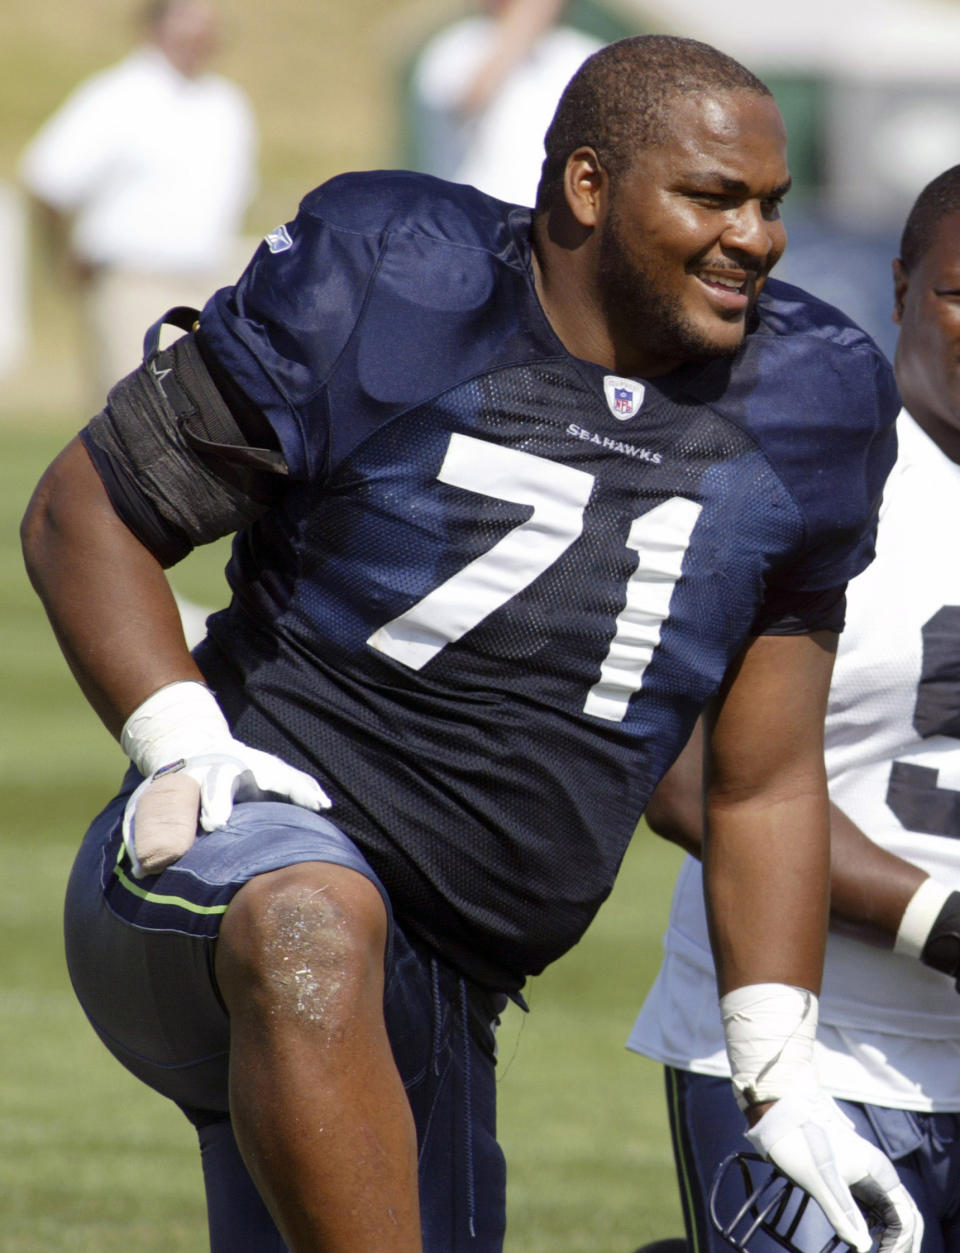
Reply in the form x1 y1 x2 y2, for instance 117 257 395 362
216 862 389 1024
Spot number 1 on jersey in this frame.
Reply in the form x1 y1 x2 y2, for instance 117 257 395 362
584 496 702 721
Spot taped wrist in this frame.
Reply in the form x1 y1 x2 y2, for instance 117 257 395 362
893 877 955 958
721 983 819 1112
121 681 232 778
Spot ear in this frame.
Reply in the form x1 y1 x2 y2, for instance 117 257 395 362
892 257 908 325
563 147 607 229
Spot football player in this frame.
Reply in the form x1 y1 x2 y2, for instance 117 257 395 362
22 34 920 1253
629 167 960 1253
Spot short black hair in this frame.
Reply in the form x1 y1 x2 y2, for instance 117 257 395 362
899 165 960 273
535 34 772 212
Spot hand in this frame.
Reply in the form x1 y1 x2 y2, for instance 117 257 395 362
122 749 331 878
722 985 922 1253
746 1089 922 1253
119 681 330 878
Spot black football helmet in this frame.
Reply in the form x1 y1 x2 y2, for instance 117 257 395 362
709 1152 885 1253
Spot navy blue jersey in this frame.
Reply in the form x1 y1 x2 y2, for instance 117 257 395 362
175 172 894 990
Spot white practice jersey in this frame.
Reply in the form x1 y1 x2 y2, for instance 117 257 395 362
629 410 960 1111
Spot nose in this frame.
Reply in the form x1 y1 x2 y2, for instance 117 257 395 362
721 203 784 266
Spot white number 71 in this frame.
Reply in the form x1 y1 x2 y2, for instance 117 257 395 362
367 434 701 724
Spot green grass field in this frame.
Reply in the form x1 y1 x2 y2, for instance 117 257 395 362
1 421 685 1250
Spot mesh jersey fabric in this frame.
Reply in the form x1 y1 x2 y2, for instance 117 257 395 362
99 171 898 992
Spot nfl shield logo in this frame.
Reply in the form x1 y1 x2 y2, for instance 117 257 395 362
603 374 645 421
265 224 293 254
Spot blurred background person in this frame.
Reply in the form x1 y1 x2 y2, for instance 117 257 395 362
19 0 257 405
628 164 960 1253
407 0 603 206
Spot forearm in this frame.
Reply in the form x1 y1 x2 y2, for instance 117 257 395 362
21 436 203 738
646 717 929 945
682 776 956 989
829 802 927 942
703 664 922 1253
701 633 835 997
704 782 830 996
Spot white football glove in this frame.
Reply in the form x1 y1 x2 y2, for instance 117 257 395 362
120 681 330 878
723 984 922 1253
746 1088 921 1253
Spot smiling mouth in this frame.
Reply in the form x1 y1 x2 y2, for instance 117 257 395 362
704 272 746 290
695 269 754 313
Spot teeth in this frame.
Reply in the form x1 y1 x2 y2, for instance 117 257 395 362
708 275 743 290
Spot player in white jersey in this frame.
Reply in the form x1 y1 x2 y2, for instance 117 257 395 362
629 165 960 1252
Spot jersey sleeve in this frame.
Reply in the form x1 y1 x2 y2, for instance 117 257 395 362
195 178 386 483
702 283 900 606
773 337 898 592
752 582 847 636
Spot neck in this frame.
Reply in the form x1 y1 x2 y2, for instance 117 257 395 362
531 224 616 369
530 212 614 361
530 211 683 379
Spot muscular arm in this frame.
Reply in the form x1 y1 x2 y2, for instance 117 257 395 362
20 435 203 738
647 686 927 948
695 633 924 1247
702 631 837 995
